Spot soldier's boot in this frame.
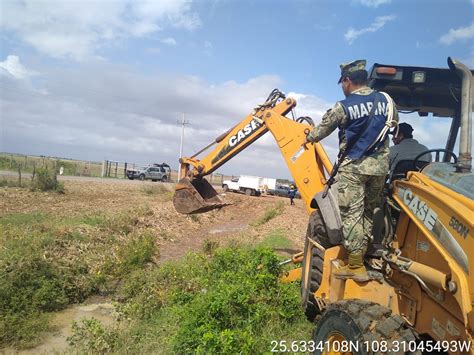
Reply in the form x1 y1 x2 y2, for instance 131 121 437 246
333 253 369 282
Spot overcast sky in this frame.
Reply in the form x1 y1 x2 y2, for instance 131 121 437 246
1 0 473 179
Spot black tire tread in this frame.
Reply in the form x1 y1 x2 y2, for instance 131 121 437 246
302 210 328 321
316 300 420 355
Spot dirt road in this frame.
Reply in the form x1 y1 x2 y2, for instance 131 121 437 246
0 177 309 262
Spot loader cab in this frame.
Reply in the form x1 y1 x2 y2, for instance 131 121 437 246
368 58 473 180
366 58 473 256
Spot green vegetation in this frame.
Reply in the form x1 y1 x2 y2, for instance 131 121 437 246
0 167 64 192
0 207 157 348
190 214 201 222
202 238 219 255
253 201 285 226
0 177 25 188
30 167 64 193
68 245 312 354
260 229 293 250
2 194 310 353
68 318 119 353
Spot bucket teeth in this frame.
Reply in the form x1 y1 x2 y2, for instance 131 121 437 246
173 178 231 214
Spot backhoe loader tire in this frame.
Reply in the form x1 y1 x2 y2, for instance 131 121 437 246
301 210 332 322
245 188 253 196
313 300 420 355
223 184 229 192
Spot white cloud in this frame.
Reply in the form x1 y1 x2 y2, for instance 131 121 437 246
440 23 474 45
344 15 396 44
353 0 391 8
161 37 177 46
0 0 200 61
0 57 336 178
3 55 458 178
287 92 332 119
396 113 453 152
0 55 37 79
204 41 213 49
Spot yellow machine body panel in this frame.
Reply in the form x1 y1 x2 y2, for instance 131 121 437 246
392 169 473 344
306 164 474 349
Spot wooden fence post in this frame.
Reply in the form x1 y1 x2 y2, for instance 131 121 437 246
53 161 58 184
101 160 107 177
31 162 36 182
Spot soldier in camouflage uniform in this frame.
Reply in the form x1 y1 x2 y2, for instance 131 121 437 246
306 60 398 281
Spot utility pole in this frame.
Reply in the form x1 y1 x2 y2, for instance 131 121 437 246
178 113 189 180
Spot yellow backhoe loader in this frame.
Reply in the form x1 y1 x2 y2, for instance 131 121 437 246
173 58 473 354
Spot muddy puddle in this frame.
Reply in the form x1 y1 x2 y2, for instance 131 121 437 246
2 296 116 354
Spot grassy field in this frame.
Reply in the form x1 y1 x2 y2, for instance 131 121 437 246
0 176 312 353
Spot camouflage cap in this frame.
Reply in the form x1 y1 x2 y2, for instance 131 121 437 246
338 59 367 83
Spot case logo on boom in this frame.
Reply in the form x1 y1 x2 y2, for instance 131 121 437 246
228 119 261 147
400 188 437 231
211 118 262 165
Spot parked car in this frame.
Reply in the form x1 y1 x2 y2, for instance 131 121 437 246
268 185 301 198
126 163 171 182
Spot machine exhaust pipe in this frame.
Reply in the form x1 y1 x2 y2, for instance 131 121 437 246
448 57 472 172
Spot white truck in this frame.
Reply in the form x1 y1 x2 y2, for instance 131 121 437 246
261 177 276 191
222 175 265 196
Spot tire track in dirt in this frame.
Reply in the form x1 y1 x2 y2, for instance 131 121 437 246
156 192 309 263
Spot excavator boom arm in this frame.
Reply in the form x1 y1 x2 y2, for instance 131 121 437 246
174 91 333 214
179 95 295 178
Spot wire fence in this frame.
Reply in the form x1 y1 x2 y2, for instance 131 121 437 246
0 153 235 184
0 153 102 177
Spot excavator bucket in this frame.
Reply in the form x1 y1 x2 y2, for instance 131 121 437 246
173 177 230 214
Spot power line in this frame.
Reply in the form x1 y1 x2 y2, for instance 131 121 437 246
177 113 190 180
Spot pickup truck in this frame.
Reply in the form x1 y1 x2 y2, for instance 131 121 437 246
126 163 171 182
